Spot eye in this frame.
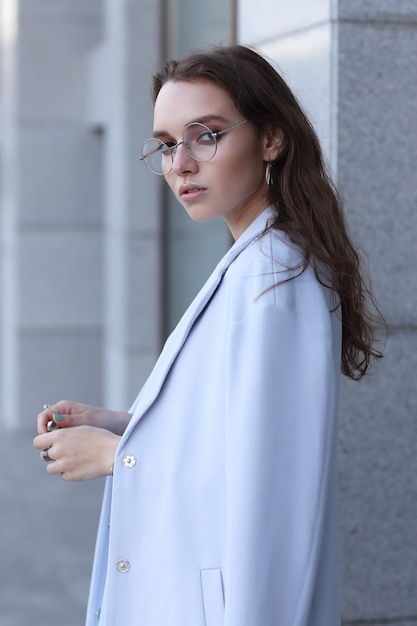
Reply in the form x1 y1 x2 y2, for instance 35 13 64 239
142 142 169 160
195 129 216 144
160 141 176 152
152 141 176 159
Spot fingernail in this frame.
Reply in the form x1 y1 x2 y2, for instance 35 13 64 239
53 413 64 422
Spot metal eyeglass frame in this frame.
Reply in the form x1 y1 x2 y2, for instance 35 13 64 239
140 119 249 175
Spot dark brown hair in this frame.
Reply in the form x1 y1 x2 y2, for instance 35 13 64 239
152 45 384 380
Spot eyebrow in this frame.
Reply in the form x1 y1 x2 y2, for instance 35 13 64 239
153 114 231 139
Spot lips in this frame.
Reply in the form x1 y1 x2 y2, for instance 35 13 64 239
179 183 207 198
183 187 203 194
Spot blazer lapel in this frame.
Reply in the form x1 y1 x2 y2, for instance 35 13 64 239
123 209 273 437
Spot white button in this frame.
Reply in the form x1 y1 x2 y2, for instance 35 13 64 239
95 608 101 619
116 559 131 573
122 454 136 468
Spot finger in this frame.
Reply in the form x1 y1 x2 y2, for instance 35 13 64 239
37 407 53 434
37 402 73 434
46 459 62 475
40 448 54 463
44 403 66 427
33 432 55 450
49 405 77 429
52 411 66 427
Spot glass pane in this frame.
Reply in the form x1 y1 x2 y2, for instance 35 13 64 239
163 0 234 333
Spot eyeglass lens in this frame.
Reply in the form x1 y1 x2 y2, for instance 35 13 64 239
141 123 217 175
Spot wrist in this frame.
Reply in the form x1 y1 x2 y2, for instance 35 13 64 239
111 411 132 436
101 431 120 477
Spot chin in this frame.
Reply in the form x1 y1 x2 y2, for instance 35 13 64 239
182 206 220 223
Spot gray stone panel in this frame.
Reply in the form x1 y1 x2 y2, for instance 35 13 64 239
338 0 417 21
339 329 417 620
19 231 102 329
261 22 334 166
127 64 161 235
19 126 102 227
19 0 101 17
128 169 162 234
114 0 161 234
19 331 103 425
343 622 417 626
127 234 162 350
337 20 417 325
18 16 101 122
238 0 331 42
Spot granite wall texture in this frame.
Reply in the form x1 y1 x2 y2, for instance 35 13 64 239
337 2 417 623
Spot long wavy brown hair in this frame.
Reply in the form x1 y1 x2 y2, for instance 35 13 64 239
152 44 384 380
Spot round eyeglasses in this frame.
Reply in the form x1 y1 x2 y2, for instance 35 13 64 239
140 119 248 176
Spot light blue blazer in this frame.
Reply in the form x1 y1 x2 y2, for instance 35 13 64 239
86 208 342 626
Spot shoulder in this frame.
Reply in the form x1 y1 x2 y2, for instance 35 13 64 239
224 228 337 330
224 227 304 300
232 227 303 275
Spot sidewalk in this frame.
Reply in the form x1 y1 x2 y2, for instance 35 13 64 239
0 430 104 626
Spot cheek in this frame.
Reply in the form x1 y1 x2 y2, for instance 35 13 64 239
226 137 264 172
221 149 265 187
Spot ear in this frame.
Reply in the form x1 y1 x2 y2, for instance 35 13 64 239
262 127 285 162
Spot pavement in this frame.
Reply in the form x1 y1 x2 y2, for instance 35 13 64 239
0 429 105 626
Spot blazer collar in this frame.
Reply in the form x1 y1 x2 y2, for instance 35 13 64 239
124 207 275 434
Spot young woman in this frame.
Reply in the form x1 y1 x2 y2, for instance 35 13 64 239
34 45 383 626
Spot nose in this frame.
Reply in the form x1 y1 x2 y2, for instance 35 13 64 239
171 143 198 175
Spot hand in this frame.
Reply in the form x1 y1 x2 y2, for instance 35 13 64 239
33 425 120 481
36 400 131 436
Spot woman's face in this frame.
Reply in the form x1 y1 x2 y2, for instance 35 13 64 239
153 80 275 239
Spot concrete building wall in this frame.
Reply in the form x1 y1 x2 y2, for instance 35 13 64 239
18 1 105 423
337 2 417 623
0 1 162 623
89 0 162 411
1 0 105 428
0 0 163 428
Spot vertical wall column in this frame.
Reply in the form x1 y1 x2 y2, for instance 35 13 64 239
0 0 19 429
337 3 417 624
237 0 336 165
123 0 164 403
1 1 104 430
0 0 163 428
88 0 163 409
92 0 130 410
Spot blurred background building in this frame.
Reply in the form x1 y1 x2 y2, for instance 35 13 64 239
0 0 416 624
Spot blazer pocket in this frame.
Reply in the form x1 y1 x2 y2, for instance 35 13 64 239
200 568 225 626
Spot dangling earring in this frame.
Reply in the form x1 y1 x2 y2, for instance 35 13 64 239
265 161 273 185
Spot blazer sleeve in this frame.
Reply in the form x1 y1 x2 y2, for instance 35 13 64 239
224 303 341 626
